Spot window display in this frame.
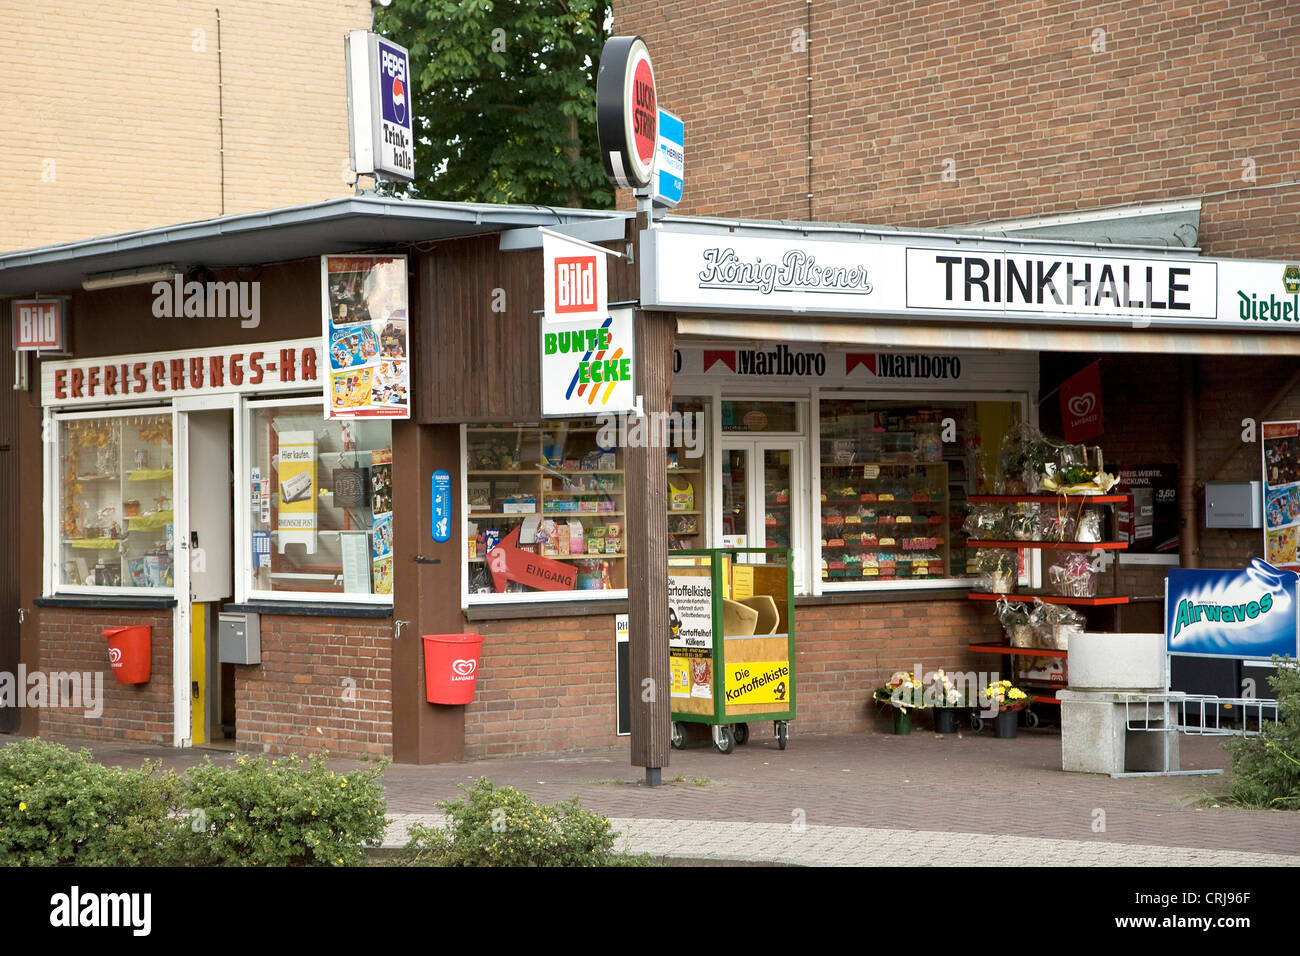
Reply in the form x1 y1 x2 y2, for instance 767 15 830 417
818 397 1022 586
465 420 626 599
667 398 709 552
56 413 175 590
247 401 393 598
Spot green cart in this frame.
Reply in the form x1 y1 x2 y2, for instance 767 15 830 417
667 547 796 753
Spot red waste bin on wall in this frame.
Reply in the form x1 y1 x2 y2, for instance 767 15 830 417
423 633 482 705
103 626 151 684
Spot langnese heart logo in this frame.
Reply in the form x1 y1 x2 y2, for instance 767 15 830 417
451 658 477 678
1067 392 1096 418
108 647 123 664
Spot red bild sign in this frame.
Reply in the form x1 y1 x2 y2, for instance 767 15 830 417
12 300 63 350
554 255 598 313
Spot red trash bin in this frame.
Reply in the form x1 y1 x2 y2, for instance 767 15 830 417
423 633 483 704
103 626 151 684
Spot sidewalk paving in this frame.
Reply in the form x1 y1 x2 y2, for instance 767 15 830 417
24 725 1300 866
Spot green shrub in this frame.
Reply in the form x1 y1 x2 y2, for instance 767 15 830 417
0 737 181 867
1226 656 1300 809
175 753 388 866
397 777 656 867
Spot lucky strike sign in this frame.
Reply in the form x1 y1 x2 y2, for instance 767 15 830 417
42 338 321 408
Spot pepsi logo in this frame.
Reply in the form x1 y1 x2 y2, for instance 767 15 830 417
1067 392 1096 419
391 77 406 124
451 658 477 678
108 647 123 665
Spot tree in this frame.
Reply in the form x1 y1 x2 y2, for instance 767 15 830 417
374 0 613 208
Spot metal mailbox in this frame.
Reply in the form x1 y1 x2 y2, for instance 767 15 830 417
218 612 261 665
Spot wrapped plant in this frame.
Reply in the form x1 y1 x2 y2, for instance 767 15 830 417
923 668 966 708
980 679 1030 713
873 671 927 713
974 549 1017 594
963 504 1006 540
1047 552 1097 597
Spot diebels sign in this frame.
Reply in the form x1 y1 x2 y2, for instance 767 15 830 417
596 36 656 189
345 31 414 181
1165 560 1299 659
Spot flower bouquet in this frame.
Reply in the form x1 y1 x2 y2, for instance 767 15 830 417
995 597 1033 647
873 670 926 735
923 669 966 733
980 679 1030 738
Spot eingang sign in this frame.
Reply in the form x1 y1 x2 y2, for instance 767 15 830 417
644 226 1300 331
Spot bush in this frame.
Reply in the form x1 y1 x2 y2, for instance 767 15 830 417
0 738 181 867
175 753 389 866
0 739 389 866
396 777 656 867
1226 656 1300 809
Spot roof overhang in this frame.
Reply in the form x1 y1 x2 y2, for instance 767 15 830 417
0 196 631 297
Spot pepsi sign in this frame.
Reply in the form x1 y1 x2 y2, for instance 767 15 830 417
345 31 414 181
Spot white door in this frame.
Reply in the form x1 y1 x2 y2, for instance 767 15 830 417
720 439 806 593
171 396 237 747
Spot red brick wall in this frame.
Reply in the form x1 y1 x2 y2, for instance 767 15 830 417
236 615 392 759
38 608 172 743
464 599 1003 755
466 615 624 758
615 0 1300 243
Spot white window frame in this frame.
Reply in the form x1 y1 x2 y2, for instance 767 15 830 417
811 388 1032 595
240 396 393 605
44 405 178 597
460 422 630 608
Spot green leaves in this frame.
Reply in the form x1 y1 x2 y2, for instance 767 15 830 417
1225 656 1300 810
374 0 614 208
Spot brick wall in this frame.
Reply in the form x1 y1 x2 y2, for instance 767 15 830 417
464 599 1003 755
236 615 392 759
465 615 625 759
615 0 1300 238
37 608 172 743
0 0 372 252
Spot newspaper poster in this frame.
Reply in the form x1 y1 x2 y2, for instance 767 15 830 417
371 449 394 594
1263 422 1300 572
321 255 410 419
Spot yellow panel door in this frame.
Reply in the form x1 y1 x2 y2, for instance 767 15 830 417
190 602 206 746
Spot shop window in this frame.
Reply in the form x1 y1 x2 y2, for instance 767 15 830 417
721 400 798 433
818 397 1022 586
55 413 176 590
246 401 393 600
667 397 710 551
465 420 626 601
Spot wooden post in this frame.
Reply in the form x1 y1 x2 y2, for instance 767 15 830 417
625 302 674 784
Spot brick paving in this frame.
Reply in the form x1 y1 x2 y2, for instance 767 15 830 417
24 725 1300 865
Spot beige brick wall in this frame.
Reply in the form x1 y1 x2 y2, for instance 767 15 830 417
0 0 372 252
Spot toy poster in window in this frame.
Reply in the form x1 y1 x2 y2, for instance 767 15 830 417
321 255 410 419
1263 422 1300 573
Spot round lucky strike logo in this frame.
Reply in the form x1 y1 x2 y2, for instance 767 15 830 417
631 58 656 166
450 658 478 680
1068 392 1097 419
108 647 123 665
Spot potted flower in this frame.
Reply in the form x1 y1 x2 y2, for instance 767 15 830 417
980 679 1030 738
974 549 1017 594
923 669 965 734
873 670 926 735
